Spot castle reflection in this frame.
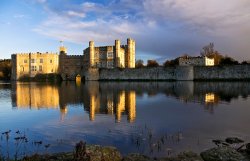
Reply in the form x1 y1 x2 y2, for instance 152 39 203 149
11 82 136 122
11 81 250 119
82 82 136 122
12 83 59 109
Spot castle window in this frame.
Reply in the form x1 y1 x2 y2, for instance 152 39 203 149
40 59 43 63
24 60 27 63
31 66 37 71
107 52 113 58
39 65 42 71
100 53 105 59
31 59 35 63
107 61 113 67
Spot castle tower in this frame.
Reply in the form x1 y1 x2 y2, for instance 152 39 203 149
89 41 95 67
115 40 121 68
59 41 67 55
59 41 67 74
126 38 135 68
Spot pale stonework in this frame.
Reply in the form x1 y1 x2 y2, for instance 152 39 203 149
179 56 214 66
11 38 136 80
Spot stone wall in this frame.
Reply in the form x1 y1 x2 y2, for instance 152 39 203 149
85 68 99 81
99 67 176 80
59 55 84 80
194 65 250 80
94 65 250 81
175 66 194 80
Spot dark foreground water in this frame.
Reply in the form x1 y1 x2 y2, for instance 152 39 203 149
1 81 250 158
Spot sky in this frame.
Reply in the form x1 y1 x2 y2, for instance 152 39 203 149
0 0 250 63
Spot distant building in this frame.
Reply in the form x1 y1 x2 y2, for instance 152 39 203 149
179 56 214 66
11 38 136 80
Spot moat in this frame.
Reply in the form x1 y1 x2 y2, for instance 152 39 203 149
1 81 250 159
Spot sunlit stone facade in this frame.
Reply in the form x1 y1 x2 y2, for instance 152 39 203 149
11 53 59 80
83 38 135 69
11 38 136 80
179 56 214 66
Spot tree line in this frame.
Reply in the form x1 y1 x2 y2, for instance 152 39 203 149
135 43 250 68
0 59 11 80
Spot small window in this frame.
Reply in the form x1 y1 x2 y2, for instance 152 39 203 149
40 59 43 63
107 52 113 58
31 59 35 63
24 60 27 63
31 66 37 71
39 65 42 71
107 61 113 67
50 60 53 63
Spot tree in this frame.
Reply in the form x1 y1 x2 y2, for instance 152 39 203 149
0 59 11 80
163 58 179 67
200 43 224 65
242 61 250 65
200 43 214 57
135 59 144 68
147 60 159 67
219 57 239 65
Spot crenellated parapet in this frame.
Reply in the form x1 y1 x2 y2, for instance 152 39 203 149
63 55 83 58
14 52 58 56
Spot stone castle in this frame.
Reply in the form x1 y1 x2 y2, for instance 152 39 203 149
11 38 135 80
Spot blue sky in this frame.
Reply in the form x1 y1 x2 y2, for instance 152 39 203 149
0 0 250 63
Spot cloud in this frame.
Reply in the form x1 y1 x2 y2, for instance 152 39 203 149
143 0 250 34
36 0 46 3
33 0 250 61
14 14 25 18
67 11 86 18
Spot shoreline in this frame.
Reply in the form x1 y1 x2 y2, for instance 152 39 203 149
2 138 250 161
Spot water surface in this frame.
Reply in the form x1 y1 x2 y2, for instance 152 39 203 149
0 81 250 158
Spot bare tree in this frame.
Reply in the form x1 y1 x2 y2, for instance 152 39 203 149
200 43 214 57
135 59 144 68
147 60 159 67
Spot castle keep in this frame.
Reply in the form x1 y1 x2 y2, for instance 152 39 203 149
11 38 136 80
83 38 135 68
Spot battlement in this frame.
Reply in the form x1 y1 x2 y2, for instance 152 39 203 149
120 45 127 49
95 46 114 49
13 52 58 56
64 55 83 58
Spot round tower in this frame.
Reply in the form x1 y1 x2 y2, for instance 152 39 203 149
127 38 135 68
89 41 95 67
115 40 121 67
